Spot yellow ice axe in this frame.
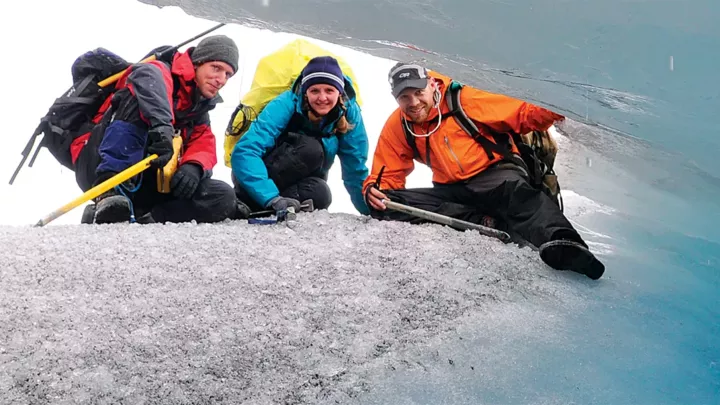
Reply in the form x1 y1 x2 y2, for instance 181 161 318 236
34 154 158 227
157 136 183 193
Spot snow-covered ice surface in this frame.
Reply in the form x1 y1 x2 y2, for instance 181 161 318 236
0 213 593 404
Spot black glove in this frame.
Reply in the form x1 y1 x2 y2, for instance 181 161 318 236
170 163 203 199
147 127 175 169
267 196 302 213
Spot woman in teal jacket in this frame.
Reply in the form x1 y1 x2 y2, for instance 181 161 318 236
231 56 370 216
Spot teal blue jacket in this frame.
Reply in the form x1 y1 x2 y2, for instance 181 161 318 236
231 76 370 214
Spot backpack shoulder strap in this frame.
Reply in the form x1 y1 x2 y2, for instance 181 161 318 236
401 111 432 168
401 111 421 162
445 81 515 161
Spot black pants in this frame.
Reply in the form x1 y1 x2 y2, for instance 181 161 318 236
73 91 237 224
133 175 237 224
372 165 585 249
233 132 332 211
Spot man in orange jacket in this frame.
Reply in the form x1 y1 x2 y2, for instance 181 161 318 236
363 62 604 280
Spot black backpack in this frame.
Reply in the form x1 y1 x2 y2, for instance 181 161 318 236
43 48 131 169
402 81 563 210
9 48 130 184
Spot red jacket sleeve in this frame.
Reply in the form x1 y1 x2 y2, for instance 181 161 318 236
181 113 217 171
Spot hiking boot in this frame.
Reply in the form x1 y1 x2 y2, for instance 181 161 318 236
94 192 131 224
81 204 96 224
135 212 156 224
539 239 605 280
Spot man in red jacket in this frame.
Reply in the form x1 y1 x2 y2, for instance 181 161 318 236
73 35 240 224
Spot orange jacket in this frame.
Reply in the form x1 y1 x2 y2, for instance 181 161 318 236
363 71 564 193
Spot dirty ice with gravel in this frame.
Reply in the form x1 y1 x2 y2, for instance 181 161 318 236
0 0 614 403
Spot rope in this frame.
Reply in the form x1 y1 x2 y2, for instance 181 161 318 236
114 172 144 224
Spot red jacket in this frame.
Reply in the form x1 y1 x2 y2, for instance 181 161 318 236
70 49 219 171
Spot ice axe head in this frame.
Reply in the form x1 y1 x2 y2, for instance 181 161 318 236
277 207 296 222
300 199 314 212
275 199 314 223
279 199 313 222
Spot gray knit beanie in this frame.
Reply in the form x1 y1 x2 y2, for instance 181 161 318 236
191 35 239 73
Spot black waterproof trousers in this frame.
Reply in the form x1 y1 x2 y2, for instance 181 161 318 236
371 164 585 249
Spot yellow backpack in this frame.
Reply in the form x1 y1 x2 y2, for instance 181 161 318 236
222 38 363 167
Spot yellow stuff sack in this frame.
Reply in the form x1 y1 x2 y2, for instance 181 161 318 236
223 38 363 167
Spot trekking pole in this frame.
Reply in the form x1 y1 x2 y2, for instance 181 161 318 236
383 200 512 243
9 22 226 185
34 155 158 227
8 125 43 185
